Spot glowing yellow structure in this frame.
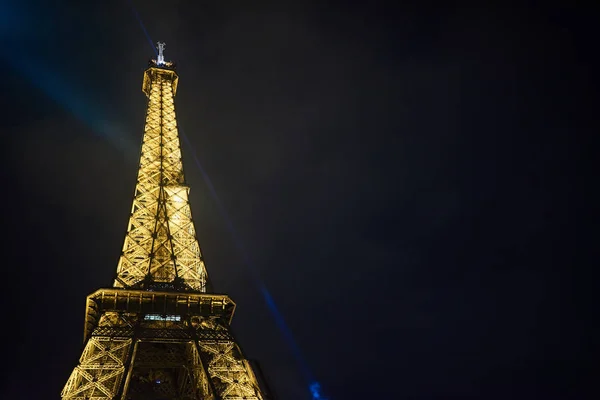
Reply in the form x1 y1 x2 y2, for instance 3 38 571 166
61 43 269 400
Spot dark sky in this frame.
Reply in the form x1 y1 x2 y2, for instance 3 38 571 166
0 1 595 399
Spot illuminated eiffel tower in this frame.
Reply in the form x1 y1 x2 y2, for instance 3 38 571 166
61 43 272 400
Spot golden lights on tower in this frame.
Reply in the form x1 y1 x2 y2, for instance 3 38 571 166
60 43 268 400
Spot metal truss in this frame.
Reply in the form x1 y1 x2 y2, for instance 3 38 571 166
62 313 134 400
62 306 264 399
62 55 269 400
114 64 207 292
197 320 264 400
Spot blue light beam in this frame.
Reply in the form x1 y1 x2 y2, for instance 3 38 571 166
126 0 157 56
125 2 328 398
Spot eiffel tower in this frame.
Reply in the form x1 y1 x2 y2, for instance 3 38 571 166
61 43 272 400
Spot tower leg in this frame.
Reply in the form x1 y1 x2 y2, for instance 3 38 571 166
61 336 134 400
193 317 264 399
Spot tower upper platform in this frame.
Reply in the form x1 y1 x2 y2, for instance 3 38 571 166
143 42 179 96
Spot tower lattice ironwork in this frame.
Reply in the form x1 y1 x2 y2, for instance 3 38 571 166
61 44 270 400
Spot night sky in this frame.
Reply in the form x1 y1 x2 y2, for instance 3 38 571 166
0 1 595 399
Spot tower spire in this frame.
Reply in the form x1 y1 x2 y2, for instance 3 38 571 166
157 41 166 65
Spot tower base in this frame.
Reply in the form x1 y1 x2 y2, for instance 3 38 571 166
61 288 265 400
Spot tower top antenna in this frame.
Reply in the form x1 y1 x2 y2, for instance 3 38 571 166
157 42 166 65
